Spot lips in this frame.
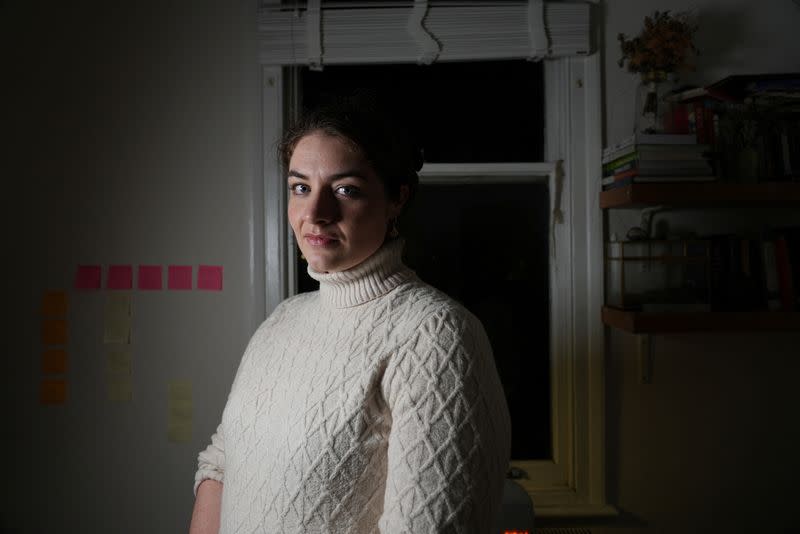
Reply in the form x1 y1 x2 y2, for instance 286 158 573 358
304 234 339 247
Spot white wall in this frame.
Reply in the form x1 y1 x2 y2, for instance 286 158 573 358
5 1 262 532
6 0 800 532
595 1 800 532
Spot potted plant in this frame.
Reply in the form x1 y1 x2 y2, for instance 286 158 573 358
618 10 699 134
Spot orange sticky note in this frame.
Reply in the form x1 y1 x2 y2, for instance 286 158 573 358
41 291 68 317
40 379 67 405
42 349 68 375
41 319 68 345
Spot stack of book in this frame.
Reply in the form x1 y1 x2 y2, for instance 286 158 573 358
707 227 800 312
602 133 715 190
666 73 800 182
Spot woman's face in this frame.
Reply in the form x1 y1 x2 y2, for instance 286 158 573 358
287 131 405 273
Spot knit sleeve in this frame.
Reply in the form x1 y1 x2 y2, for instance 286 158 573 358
192 299 291 497
194 423 226 495
378 307 511 533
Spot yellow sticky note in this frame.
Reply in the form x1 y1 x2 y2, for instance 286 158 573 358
42 319 68 345
104 294 131 344
41 291 68 317
170 398 193 419
168 380 192 443
104 315 130 344
168 421 192 443
42 349 68 375
107 377 132 402
40 379 67 405
107 347 132 375
105 293 131 317
169 380 192 401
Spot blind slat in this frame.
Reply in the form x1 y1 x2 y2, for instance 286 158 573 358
257 1 591 65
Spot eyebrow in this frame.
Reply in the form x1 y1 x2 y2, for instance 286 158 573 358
287 169 369 182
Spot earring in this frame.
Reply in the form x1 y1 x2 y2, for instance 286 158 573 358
389 218 400 238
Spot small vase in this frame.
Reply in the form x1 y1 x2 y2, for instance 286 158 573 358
634 71 675 135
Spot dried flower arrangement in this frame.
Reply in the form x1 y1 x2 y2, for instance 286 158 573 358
617 10 699 78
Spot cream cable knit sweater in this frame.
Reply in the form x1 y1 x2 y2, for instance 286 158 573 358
195 239 511 533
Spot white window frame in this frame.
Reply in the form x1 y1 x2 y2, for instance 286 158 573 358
259 16 609 521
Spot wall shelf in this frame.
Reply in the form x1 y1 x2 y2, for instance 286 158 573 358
599 182 800 209
600 181 800 333
602 306 800 334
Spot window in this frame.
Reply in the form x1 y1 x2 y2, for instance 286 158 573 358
300 61 545 163
403 181 551 461
259 0 609 517
295 61 551 461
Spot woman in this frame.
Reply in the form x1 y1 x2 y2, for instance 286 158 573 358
189 97 511 533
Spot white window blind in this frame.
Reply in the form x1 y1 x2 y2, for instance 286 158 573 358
257 1 592 67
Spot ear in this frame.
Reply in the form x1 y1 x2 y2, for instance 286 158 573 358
389 185 410 218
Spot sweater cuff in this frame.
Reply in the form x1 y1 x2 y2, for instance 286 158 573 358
193 469 224 497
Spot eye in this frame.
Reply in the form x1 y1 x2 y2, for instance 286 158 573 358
289 183 309 195
335 184 361 198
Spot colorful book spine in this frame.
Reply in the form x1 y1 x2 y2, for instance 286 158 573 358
775 236 795 311
761 238 781 311
602 152 638 173
611 168 638 180
693 101 708 144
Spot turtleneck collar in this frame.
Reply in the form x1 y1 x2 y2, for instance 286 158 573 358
307 238 416 308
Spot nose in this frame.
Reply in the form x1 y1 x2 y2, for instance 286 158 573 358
303 187 339 225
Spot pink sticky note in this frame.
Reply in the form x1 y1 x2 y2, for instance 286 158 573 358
137 265 163 290
197 265 223 291
168 265 193 290
107 265 133 290
74 265 101 290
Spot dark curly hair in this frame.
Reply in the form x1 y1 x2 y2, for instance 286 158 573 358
278 92 422 209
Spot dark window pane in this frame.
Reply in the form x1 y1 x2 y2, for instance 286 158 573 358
300 60 544 163
402 183 551 460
